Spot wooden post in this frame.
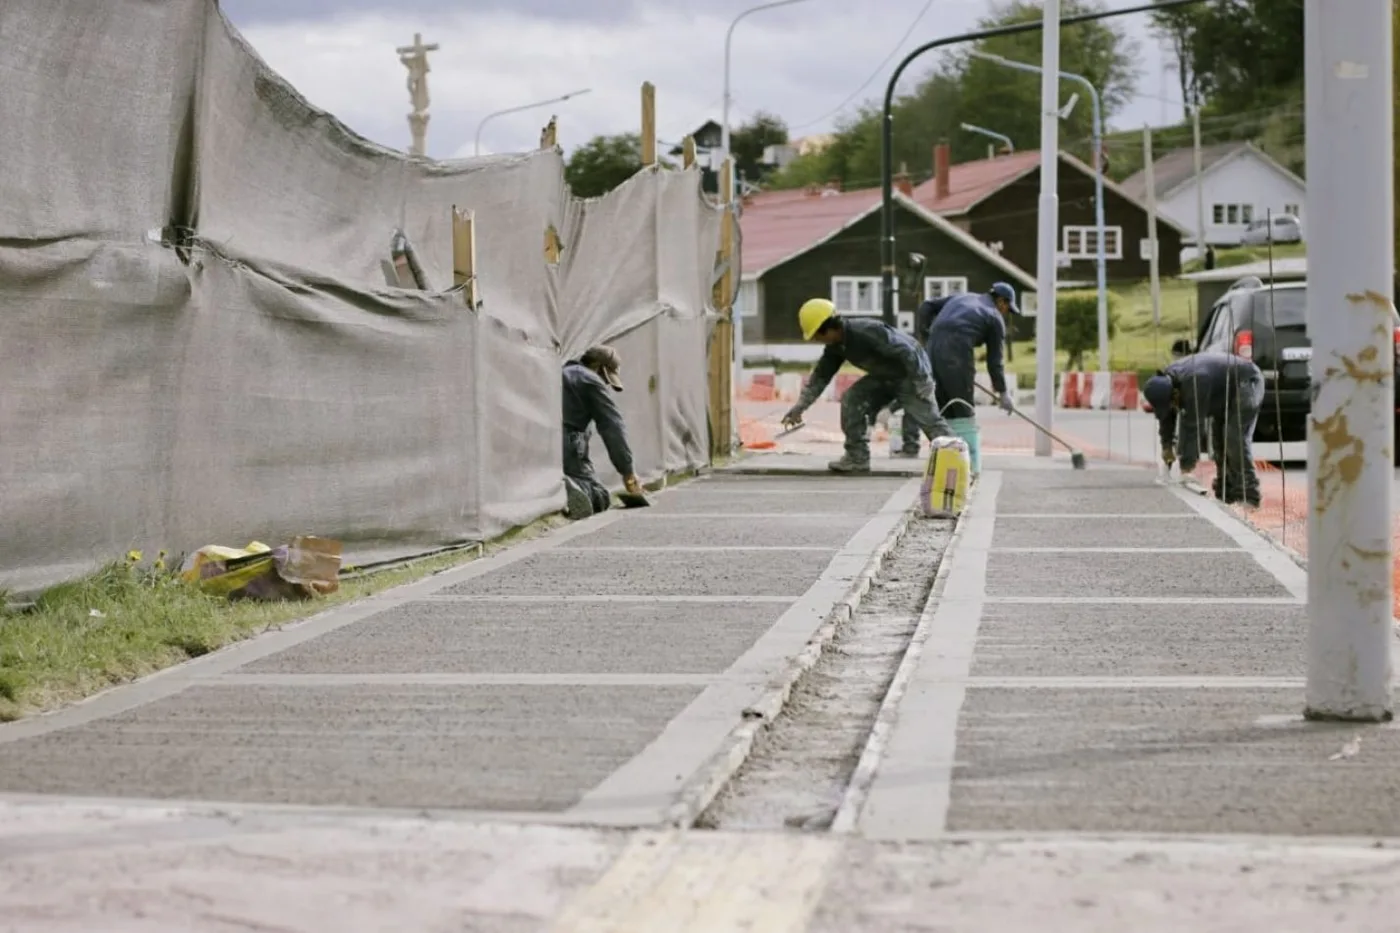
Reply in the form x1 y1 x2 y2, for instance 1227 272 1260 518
544 225 561 265
708 157 736 460
682 135 697 169
452 206 478 308
539 116 558 150
640 82 657 166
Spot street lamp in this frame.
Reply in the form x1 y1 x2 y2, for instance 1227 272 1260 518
722 0 816 384
473 88 592 156
959 122 1014 157
969 50 1110 376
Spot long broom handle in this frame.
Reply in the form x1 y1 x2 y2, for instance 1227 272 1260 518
972 381 1082 454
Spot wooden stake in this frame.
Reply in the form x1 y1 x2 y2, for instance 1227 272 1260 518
708 156 736 460
640 82 657 166
544 225 561 265
452 206 478 308
539 116 558 150
682 135 697 169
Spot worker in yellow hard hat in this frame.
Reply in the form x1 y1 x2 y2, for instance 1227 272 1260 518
782 297 953 473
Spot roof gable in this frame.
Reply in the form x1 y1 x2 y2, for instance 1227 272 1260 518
1120 141 1304 201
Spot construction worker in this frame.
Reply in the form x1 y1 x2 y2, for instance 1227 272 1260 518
888 292 955 456
781 298 953 473
923 282 1020 424
562 346 644 518
1142 351 1264 508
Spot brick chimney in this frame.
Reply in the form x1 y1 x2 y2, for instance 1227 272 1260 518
894 161 913 198
933 142 951 201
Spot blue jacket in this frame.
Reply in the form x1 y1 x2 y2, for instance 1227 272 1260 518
562 361 634 475
923 293 1007 394
796 317 930 409
1149 352 1263 471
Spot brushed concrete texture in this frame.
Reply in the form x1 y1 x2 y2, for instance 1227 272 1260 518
996 487 1195 515
647 490 897 515
971 602 1307 678
698 473 908 492
992 515 1240 549
439 548 836 597
239 600 781 675
1000 470 1166 491
0 801 627 933
946 687 1400 836
0 685 699 810
809 837 1400 933
985 550 1293 599
561 514 868 549
717 453 921 477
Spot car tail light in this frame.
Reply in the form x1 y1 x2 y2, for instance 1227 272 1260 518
1393 327 1400 365
1233 329 1253 360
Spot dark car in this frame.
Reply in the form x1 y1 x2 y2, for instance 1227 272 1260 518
1172 276 1400 463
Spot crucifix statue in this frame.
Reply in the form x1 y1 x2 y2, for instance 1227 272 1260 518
395 32 439 157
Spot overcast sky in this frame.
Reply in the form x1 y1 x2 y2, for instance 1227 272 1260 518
220 0 1181 161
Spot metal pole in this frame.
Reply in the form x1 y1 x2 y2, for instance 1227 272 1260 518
474 89 591 156
877 0 1204 337
1143 126 1162 328
1191 105 1207 261
1304 0 1394 722
960 121 1014 153
1032 0 1061 457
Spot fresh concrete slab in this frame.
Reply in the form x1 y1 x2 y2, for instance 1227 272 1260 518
946 687 1400 836
439 548 835 597
985 550 1295 599
995 487 1195 515
560 514 869 549
0 684 700 811
970 602 1308 678
992 515 1241 549
646 490 897 515
237 600 784 675
718 453 922 477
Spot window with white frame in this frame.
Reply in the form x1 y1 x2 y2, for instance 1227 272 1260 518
1061 225 1122 260
1284 203 1301 218
923 276 968 300
830 276 891 316
1241 204 1254 223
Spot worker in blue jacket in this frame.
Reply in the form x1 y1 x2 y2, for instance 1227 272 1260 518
1142 352 1264 507
562 346 644 518
781 298 953 473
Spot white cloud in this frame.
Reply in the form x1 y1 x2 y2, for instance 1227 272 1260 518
233 1 1176 162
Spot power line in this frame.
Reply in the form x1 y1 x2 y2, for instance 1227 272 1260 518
786 0 936 133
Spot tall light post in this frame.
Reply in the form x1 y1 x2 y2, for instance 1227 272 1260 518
722 0 815 383
960 122 1014 157
970 50 1109 375
1032 0 1062 456
473 88 592 156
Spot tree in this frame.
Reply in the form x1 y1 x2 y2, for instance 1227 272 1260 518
1056 290 1120 371
730 111 790 185
564 134 672 199
1169 0 1304 116
1149 0 1205 108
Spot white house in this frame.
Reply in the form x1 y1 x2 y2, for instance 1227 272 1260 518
1121 141 1306 249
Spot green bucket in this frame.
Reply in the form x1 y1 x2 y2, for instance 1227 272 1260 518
947 416 981 474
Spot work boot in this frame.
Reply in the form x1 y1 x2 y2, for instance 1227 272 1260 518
564 478 595 520
894 444 921 458
828 457 872 474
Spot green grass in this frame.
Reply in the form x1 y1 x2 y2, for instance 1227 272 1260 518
1182 242 1305 275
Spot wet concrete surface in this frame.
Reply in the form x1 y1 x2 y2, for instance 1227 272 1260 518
992 514 1239 549
985 549 1294 599
558 514 868 549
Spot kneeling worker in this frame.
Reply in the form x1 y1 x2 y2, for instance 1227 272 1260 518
562 346 644 518
1142 351 1264 507
781 298 953 473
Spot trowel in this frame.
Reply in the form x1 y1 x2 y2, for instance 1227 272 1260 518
617 490 652 508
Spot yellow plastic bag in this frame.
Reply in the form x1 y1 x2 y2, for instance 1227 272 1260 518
921 437 970 518
180 537 341 600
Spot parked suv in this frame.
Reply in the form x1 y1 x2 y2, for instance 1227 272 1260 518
1240 213 1303 246
1172 276 1400 462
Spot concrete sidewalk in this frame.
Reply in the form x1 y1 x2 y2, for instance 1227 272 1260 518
0 469 919 827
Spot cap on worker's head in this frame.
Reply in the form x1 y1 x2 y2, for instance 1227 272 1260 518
1143 373 1174 411
989 282 1021 315
580 345 624 392
798 298 836 341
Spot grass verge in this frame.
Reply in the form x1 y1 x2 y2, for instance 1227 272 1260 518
0 470 694 722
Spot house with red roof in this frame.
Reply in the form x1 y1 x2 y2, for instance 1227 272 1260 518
910 143 1189 288
737 179 1037 355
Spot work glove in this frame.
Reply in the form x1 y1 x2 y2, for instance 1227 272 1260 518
1161 445 1176 468
781 406 805 430
998 391 1015 414
623 474 643 496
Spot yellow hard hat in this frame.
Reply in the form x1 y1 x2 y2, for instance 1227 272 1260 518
798 298 835 341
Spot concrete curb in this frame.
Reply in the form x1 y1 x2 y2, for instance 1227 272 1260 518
827 484 979 835
664 490 920 829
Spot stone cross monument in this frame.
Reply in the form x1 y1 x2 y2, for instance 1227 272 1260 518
396 33 439 157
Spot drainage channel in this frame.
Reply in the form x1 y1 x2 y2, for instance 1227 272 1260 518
694 513 954 832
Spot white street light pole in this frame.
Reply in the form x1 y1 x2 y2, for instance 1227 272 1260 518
970 51 1108 374
1304 0 1394 721
723 0 815 387
473 88 592 156
1191 105 1207 266
960 121 1014 155
1033 0 1062 456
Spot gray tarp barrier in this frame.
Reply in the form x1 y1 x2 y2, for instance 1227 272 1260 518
0 0 723 591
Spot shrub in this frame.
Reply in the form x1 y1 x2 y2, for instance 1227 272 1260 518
1056 290 1121 371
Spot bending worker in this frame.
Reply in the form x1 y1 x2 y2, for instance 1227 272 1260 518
887 291 955 457
923 282 1020 422
1142 351 1264 508
781 298 953 473
562 345 644 519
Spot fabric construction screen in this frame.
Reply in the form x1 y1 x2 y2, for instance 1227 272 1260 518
0 0 724 592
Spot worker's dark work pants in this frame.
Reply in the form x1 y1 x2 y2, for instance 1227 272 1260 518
842 375 953 465
1209 373 1265 507
563 429 612 513
894 347 976 454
